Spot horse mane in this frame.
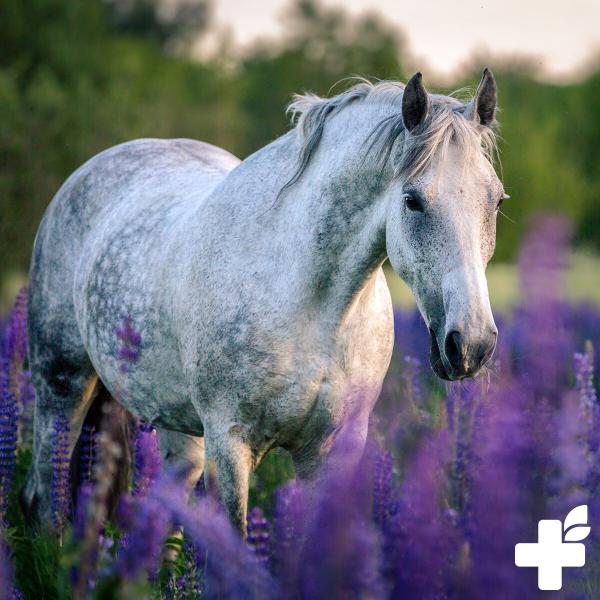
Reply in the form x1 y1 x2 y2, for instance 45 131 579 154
282 78 499 193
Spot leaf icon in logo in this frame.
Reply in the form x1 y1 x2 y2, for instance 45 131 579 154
564 526 591 542
563 505 590 542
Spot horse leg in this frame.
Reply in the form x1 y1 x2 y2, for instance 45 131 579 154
157 430 205 561
203 424 253 536
158 429 205 496
22 338 97 529
291 411 371 482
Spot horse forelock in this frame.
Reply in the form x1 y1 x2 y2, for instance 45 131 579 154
283 79 499 192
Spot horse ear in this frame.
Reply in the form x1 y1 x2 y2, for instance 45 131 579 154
466 68 497 127
402 72 430 132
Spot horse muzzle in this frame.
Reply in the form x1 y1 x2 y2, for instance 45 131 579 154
429 327 497 381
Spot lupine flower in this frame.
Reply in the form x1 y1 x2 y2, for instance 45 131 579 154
4 288 27 382
449 381 480 514
68 484 94 588
372 448 394 528
569 303 600 377
72 408 124 597
0 362 18 517
0 533 23 600
51 414 71 534
550 394 590 516
292 425 385 600
114 493 170 581
151 470 275 599
466 382 541 597
384 431 455 599
73 484 93 542
16 369 34 407
133 422 161 496
0 534 13 600
246 506 270 565
402 355 422 403
573 343 600 501
272 479 307 591
116 316 142 372
78 423 97 485
2 215 600 597
574 343 597 431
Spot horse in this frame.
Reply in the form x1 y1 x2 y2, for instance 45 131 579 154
22 69 504 533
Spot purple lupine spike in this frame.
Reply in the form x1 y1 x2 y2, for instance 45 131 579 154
384 431 456 600
180 541 204 598
574 344 597 429
295 426 385 600
51 413 71 534
0 533 22 600
5 288 27 378
79 423 97 485
115 316 142 373
272 479 307 591
466 381 546 597
161 540 204 598
16 369 34 408
450 381 478 514
0 362 18 517
573 343 600 497
0 534 22 600
133 423 161 496
246 506 270 565
114 494 170 581
165 572 195 599
372 449 393 528
550 395 590 515
73 484 93 543
150 471 275 599
402 355 423 404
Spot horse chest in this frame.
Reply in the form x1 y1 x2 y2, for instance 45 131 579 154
197 279 394 445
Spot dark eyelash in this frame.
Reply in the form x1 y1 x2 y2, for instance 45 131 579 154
497 193 510 209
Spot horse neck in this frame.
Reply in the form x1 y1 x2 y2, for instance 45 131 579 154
209 112 391 322
299 171 389 321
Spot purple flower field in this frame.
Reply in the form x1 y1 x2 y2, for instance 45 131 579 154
1 214 600 599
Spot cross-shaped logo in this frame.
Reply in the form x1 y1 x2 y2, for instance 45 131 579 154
515 505 590 590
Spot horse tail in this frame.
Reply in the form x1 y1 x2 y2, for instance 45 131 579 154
70 379 136 518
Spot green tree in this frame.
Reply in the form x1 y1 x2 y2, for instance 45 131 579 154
238 0 405 154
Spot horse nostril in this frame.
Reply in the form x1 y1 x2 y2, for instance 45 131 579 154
444 330 464 373
478 331 498 367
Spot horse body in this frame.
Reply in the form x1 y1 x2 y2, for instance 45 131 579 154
24 71 503 531
26 131 393 528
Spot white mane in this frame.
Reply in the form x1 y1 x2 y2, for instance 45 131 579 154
283 79 498 190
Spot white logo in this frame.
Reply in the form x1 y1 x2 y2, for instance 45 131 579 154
515 505 591 590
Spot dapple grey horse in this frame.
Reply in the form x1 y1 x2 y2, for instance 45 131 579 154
23 70 505 532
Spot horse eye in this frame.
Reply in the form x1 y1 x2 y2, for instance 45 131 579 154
403 193 423 212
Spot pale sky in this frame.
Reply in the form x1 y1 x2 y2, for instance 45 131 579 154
212 0 600 81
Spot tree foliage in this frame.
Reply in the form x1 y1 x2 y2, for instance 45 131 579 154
0 0 599 284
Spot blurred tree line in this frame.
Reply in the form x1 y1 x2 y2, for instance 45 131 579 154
1 0 599 288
